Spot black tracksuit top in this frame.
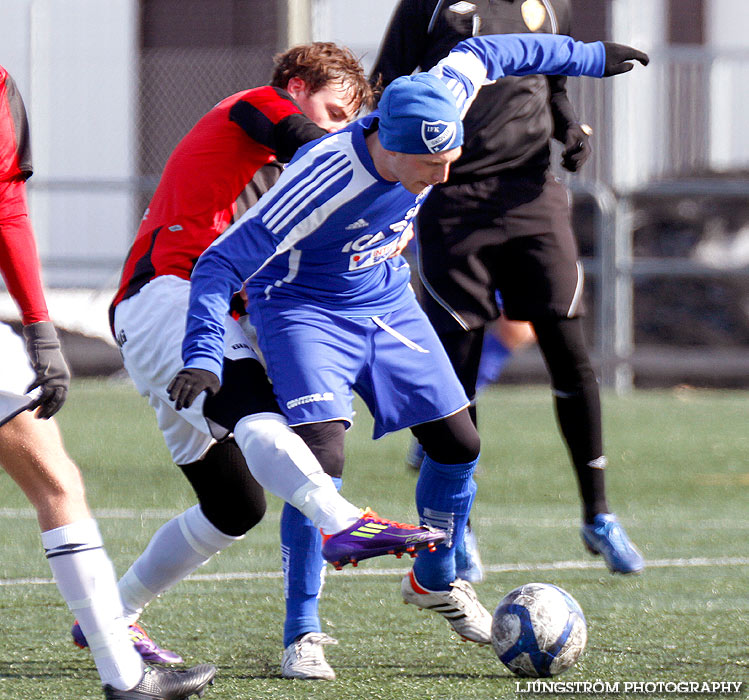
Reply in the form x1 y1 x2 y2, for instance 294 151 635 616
371 0 579 181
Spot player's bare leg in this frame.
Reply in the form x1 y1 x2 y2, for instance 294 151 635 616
0 412 147 690
0 411 89 530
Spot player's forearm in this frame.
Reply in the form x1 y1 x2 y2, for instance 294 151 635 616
458 34 605 81
429 34 605 117
0 245 50 324
182 249 245 377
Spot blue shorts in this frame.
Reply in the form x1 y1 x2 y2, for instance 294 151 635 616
251 298 469 439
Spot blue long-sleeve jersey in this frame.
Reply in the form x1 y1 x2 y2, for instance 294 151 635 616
183 34 606 377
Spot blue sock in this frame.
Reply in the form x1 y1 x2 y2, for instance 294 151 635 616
281 476 343 647
413 456 477 590
476 333 512 391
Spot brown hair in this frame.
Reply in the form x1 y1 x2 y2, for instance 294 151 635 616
271 42 374 114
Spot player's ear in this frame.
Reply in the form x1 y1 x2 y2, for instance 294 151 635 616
286 76 308 100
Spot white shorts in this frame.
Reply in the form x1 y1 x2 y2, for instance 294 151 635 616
113 275 259 465
0 321 38 426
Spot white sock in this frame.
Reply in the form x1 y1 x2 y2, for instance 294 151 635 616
118 505 240 622
234 413 361 534
42 519 143 691
289 481 361 534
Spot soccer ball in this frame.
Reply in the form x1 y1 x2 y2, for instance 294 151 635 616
491 583 587 677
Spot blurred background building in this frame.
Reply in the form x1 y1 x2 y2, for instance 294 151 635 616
1 0 748 388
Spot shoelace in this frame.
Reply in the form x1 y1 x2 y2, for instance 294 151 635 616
448 578 483 608
294 633 338 654
601 521 631 550
360 507 425 530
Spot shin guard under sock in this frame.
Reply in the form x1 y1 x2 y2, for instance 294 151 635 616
413 457 478 590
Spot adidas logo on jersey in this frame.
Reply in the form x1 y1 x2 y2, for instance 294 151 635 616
345 218 369 230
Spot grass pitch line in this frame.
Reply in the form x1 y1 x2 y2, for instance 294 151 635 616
2 509 748 531
0 507 182 519
184 555 749 580
2 556 747 587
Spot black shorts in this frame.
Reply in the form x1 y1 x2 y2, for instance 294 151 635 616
416 169 584 332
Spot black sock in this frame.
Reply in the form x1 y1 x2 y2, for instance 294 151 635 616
534 317 609 523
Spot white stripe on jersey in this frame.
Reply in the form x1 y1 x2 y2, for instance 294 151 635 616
244 132 379 285
261 151 351 230
266 158 353 235
429 47 488 116
444 77 465 102
264 248 302 299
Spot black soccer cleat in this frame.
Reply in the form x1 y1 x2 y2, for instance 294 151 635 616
103 664 216 699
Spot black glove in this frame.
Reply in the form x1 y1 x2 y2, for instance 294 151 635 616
229 290 248 317
167 368 221 410
601 42 650 76
561 123 593 173
22 321 71 419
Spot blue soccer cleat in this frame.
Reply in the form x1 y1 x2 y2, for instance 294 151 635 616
581 513 644 575
455 522 485 583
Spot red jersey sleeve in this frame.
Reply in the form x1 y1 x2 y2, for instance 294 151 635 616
228 86 327 163
0 178 50 324
0 68 49 325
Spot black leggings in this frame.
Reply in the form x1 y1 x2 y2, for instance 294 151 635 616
439 315 606 517
179 439 266 537
290 407 480 478
411 407 480 464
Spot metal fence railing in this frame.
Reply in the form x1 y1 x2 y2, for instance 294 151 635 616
612 179 749 392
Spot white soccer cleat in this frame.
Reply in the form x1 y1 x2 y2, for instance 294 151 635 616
281 632 338 680
401 570 492 645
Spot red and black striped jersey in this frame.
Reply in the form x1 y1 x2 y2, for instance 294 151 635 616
0 66 32 182
111 85 326 313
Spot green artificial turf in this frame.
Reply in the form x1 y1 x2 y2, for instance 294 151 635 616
0 380 746 699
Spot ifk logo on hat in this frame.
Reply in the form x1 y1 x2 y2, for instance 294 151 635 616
421 120 458 153
378 73 464 155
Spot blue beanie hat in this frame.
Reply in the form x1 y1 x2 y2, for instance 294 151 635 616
378 73 463 154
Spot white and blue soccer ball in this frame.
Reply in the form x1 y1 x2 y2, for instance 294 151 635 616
491 583 587 677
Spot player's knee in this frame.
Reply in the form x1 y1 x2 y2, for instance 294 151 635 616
414 410 480 465
292 421 346 479
200 495 265 537
39 456 88 507
180 439 266 537
235 412 288 454
535 317 596 392
445 430 481 464
549 358 597 398
463 430 481 462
